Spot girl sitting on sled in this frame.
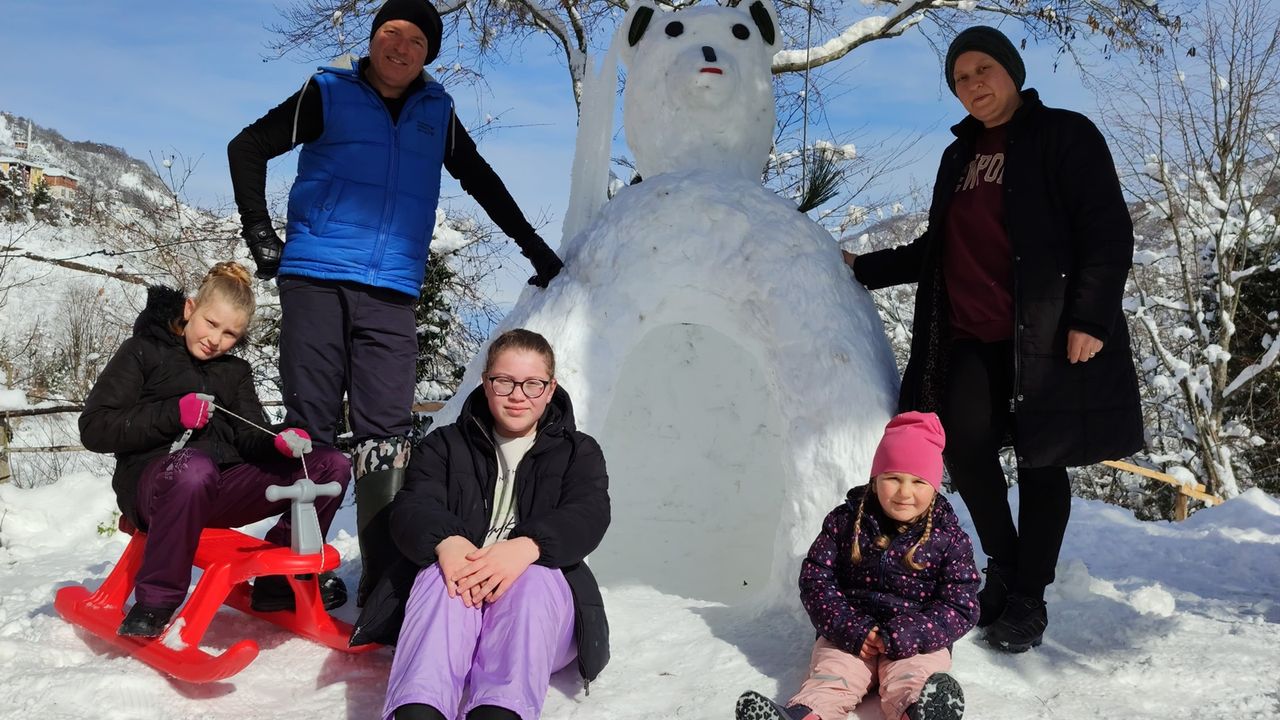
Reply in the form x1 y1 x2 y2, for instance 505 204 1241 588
80 261 351 638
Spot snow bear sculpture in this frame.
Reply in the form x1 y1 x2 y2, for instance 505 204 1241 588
436 0 899 604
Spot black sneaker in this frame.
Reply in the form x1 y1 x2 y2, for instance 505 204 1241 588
984 593 1048 653
735 691 812 720
905 672 965 720
976 560 1013 628
117 603 177 638
251 572 348 612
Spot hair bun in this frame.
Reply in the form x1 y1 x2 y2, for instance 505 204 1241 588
207 261 252 288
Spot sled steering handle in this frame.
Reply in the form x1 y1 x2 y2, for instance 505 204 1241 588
265 478 342 503
266 477 343 556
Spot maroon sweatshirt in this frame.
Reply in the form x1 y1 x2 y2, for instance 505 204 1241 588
944 124 1013 342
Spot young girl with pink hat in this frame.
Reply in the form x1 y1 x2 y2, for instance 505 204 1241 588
736 411 980 720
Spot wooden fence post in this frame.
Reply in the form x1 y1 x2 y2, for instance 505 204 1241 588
1174 493 1188 521
0 417 12 485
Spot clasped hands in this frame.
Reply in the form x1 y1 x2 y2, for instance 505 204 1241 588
435 535 541 608
859 626 886 661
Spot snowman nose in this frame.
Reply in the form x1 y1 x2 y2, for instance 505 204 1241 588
702 46 717 62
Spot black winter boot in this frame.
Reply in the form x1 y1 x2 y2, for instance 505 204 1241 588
354 437 409 607
905 672 965 720
251 571 348 612
117 603 176 638
976 560 1013 628
736 691 814 720
984 593 1048 652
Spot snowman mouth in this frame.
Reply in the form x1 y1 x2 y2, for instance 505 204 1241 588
699 67 723 74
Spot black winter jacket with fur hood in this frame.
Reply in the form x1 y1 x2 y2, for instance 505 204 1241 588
79 286 275 527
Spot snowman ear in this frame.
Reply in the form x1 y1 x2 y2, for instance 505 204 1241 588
618 0 658 67
629 5 655 47
747 0 778 47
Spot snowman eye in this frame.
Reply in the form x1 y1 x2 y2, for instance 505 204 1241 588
665 21 684 37
732 23 750 40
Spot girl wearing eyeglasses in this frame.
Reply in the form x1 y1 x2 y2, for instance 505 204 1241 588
351 329 611 720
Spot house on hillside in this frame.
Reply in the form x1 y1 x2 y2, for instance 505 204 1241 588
0 156 79 199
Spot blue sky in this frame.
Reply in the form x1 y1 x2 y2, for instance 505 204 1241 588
2 1 1100 301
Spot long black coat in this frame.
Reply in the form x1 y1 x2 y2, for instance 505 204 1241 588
79 286 275 527
351 385 612 682
855 90 1143 468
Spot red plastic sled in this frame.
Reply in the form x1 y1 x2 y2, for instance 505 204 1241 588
55 523 377 683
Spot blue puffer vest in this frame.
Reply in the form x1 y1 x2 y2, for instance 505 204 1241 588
281 64 452 297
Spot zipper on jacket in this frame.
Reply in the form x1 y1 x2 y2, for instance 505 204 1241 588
471 416 497 517
364 80 432 286
370 121 400 285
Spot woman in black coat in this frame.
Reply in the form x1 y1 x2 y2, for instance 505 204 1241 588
352 329 610 720
848 27 1142 653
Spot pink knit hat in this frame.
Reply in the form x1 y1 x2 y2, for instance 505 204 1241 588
869 411 947 490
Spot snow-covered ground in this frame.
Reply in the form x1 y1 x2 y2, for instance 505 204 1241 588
2 473 1276 720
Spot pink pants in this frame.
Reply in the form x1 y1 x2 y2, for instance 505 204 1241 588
788 637 952 720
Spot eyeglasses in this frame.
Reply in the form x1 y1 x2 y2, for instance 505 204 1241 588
485 375 551 398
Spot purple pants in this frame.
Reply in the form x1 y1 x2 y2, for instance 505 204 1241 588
384 564 577 720
132 447 351 608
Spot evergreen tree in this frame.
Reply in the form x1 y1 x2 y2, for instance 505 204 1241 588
31 178 51 209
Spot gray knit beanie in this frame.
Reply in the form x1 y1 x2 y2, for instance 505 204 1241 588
944 26 1026 95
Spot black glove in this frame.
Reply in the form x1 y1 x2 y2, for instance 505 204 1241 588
242 221 284 280
520 237 563 289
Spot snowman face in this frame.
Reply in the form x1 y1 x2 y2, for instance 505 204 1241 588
642 11 762 110
620 0 781 179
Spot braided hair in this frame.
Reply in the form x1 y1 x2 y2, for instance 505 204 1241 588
850 485 938 571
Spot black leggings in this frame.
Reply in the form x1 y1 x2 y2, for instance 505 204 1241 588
394 705 519 720
939 339 1071 600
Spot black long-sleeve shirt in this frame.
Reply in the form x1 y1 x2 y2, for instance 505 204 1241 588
227 59 539 245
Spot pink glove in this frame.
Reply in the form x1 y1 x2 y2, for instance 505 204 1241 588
178 393 214 430
274 428 313 458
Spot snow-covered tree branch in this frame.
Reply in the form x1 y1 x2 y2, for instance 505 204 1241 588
1104 0 1280 499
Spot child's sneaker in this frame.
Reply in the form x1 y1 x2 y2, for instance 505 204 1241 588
904 672 964 720
735 691 814 720
117 603 177 638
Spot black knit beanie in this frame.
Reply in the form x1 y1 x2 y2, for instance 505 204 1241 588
370 0 443 65
944 26 1025 95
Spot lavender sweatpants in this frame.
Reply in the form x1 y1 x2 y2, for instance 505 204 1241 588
789 637 952 720
132 447 351 608
383 564 577 720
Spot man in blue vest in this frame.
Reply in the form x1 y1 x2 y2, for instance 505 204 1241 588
228 0 563 607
